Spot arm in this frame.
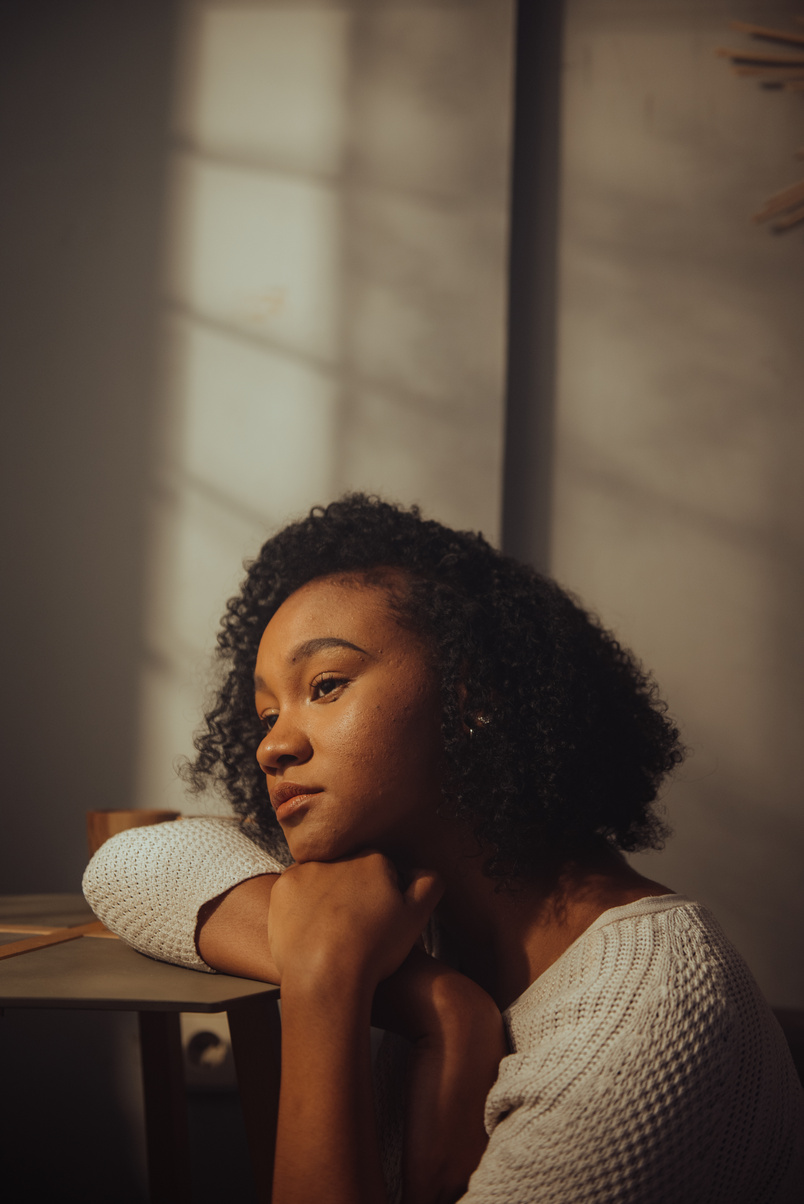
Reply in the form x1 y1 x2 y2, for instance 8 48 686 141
204 867 505 1202
267 852 442 1204
85 822 504 1199
277 956 386 1204
267 853 506 1204
197 873 280 981
374 951 506 1204
82 816 285 971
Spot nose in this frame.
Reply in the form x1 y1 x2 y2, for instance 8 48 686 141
256 712 313 774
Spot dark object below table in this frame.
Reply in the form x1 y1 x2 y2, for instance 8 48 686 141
0 894 280 1204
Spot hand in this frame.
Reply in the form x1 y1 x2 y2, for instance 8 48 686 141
267 851 443 994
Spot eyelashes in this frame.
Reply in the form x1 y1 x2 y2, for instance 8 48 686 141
311 673 349 700
258 674 350 731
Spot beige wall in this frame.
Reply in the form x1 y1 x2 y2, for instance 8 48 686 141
0 0 177 896
139 0 513 815
0 1 513 893
553 0 804 1005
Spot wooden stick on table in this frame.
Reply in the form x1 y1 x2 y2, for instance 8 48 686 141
0 923 60 934
0 920 109 961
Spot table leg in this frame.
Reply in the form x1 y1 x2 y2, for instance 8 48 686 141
138 1010 193 1204
227 994 281 1204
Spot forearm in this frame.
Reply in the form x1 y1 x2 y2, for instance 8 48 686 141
197 874 280 981
375 952 506 1204
274 970 388 1204
403 1018 504 1202
266 855 443 1204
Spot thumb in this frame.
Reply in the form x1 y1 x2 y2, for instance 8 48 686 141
403 867 444 917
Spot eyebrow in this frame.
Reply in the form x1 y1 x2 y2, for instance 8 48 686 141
253 637 372 692
290 637 371 662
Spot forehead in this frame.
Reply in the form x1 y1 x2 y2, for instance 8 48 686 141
259 573 411 656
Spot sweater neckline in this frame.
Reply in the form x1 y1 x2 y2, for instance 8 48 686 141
503 892 693 1020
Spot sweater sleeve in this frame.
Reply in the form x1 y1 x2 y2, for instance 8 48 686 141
82 816 286 972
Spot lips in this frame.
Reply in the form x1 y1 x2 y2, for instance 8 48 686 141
270 782 323 812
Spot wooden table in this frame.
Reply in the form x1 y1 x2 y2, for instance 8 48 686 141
0 895 280 1204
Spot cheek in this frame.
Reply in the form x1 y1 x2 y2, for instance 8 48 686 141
331 707 399 770
370 696 443 781
324 695 440 784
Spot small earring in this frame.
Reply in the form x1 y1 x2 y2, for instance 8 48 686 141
467 713 490 736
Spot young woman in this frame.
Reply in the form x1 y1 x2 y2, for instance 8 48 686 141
84 495 803 1204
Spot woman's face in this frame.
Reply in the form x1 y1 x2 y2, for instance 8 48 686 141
254 573 445 864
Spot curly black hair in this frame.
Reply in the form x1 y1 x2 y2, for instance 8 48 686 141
185 494 683 881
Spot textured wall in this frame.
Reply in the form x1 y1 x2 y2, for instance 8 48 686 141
0 0 513 888
138 0 513 815
552 0 804 1005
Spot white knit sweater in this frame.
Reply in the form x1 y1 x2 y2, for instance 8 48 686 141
83 818 803 1203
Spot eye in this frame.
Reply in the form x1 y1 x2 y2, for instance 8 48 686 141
311 673 348 701
259 711 278 732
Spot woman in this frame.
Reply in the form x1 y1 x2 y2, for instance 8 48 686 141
84 495 803 1204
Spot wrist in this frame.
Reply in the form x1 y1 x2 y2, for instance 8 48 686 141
280 957 376 1020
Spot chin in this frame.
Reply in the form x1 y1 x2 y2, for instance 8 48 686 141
283 814 418 866
284 831 357 864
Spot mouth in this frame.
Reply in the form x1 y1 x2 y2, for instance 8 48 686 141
270 782 323 820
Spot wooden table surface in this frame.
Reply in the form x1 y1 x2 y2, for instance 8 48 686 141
0 924 279 1011
0 891 278 1011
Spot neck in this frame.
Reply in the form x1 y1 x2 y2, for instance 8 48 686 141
429 836 672 1010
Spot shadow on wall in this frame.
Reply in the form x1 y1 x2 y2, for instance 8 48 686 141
552 1 804 1006
139 0 512 817
0 0 179 894
0 4 177 1197
0 0 513 889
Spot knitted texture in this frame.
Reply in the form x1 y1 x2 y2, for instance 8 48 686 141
467 896 804 1203
82 819 803 1200
82 817 286 971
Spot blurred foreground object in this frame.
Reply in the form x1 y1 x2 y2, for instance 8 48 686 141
718 16 804 231
87 809 180 858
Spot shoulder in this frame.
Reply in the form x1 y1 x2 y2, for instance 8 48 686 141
504 896 776 1054
467 897 804 1203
